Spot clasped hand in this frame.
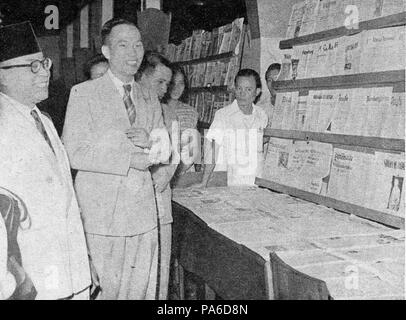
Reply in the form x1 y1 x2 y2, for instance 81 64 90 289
125 127 151 149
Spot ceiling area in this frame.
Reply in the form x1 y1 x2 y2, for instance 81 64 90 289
0 0 247 42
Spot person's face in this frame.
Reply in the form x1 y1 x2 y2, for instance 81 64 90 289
170 72 185 100
102 24 144 82
90 61 109 80
0 52 50 106
234 76 260 108
146 64 172 99
266 68 280 96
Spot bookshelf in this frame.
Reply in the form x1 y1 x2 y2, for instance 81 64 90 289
280 12 406 49
166 18 246 130
260 7 406 229
175 52 235 67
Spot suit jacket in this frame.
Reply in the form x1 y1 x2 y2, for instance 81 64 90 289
0 94 91 300
62 72 170 236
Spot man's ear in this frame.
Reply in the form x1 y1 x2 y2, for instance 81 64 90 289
101 45 110 60
256 88 262 97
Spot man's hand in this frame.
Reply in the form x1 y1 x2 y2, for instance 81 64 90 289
130 152 153 171
126 128 151 149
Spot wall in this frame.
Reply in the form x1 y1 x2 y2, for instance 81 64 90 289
38 35 61 80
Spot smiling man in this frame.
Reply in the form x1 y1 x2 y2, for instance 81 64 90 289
62 18 170 300
0 21 91 300
196 69 268 187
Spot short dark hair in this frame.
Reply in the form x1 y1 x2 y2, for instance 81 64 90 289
161 64 189 104
234 68 262 91
83 53 108 79
265 63 281 81
101 18 137 46
135 50 172 81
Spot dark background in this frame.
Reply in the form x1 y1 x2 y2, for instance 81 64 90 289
0 0 247 43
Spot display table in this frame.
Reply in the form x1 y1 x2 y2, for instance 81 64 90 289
171 185 405 300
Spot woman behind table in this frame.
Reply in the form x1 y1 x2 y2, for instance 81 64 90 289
135 51 175 300
162 65 199 177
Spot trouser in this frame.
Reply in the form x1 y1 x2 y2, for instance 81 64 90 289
158 223 172 300
60 288 90 300
86 230 158 300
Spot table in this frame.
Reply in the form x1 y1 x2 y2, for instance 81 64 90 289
171 186 405 300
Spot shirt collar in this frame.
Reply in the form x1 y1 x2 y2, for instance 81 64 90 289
230 99 259 117
0 92 39 120
107 69 135 98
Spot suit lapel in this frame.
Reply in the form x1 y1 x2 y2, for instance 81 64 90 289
96 73 131 130
0 99 67 187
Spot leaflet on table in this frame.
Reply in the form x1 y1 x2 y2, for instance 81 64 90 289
362 87 393 137
329 88 354 134
327 148 375 206
365 152 405 217
381 92 405 139
343 88 370 136
299 0 320 36
262 137 294 184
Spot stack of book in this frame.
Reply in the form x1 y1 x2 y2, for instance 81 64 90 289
181 56 240 89
288 26 405 79
270 87 405 139
165 18 244 62
285 0 405 39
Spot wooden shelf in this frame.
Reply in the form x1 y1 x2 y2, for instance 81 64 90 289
174 52 235 66
189 85 229 94
273 70 405 92
256 178 404 229
280 12 406 49
264 129 405 152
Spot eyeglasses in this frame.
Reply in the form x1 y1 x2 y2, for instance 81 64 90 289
0 57 52 74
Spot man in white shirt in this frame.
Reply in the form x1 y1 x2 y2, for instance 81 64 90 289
196 69 268 187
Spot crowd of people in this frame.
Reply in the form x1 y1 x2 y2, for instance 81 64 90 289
0 18 280 300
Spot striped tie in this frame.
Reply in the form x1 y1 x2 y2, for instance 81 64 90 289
123 84 136 125
30 109 55 155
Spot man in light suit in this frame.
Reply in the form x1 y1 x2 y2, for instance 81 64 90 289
0 21 91 299
62 18 171 300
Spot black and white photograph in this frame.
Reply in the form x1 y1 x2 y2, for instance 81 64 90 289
0 0 405 306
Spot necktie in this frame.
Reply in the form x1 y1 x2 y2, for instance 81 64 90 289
30 109 55 155
123 84 136 125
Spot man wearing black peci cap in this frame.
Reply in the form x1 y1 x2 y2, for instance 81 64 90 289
0 21 92 299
